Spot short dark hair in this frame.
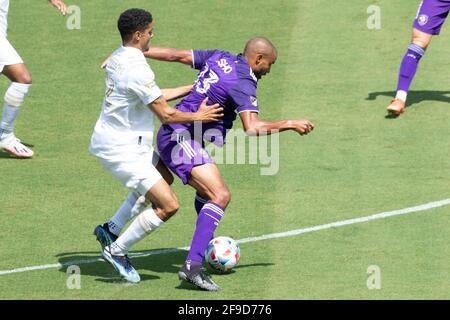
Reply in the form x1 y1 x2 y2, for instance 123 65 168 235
118 8 153 42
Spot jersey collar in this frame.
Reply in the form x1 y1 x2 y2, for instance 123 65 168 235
121 45 145 55
237 53 258 82
249 68 257 82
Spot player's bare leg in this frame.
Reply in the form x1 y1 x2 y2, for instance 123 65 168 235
411 27 433 49
188 163 231 209
387 28 432 116
0 63 33 157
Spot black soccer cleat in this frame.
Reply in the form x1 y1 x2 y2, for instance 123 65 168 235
178 264 221 292
93 223 118 252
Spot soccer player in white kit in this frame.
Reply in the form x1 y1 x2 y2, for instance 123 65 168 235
0 0 67 158
89 8 223 283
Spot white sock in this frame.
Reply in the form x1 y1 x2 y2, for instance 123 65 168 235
130 195 149 219
108 192 139 236
0 82 31 139
111 208 164 255
395 90 407 102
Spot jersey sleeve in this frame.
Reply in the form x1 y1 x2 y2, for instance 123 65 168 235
229 78 259 113
192 50 218 69
128 65 162 105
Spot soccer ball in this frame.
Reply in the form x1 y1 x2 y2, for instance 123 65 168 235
205 236 240 273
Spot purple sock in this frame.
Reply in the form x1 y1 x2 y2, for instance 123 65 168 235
397 43 425 92
194 193 208 215
186 202 224 264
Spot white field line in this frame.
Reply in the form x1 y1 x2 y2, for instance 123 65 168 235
1 197 449 277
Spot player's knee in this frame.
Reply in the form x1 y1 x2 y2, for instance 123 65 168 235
162 197 179 218
16 73 32 85
212 189 231 208
412 35 431 50
14 70 32 85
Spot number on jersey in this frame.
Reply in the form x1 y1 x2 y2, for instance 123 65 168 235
195 63 219 94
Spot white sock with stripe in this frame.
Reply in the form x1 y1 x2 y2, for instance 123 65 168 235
0 82 31 140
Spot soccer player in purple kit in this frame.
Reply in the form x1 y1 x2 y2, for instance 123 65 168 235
146 37 315 291
387 0 450 116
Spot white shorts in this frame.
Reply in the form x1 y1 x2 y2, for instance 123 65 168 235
0 34 23 74
97 151 163 196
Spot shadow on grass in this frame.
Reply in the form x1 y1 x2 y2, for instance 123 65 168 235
0 151 14 159
56 248 188 284
175 262 275 291
56 249 274 290
366 90 450 119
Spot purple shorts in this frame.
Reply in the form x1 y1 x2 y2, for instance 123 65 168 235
156 125 214 185
413 0 450 35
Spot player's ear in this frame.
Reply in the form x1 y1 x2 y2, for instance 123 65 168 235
134 31 141 41
255 54 263 65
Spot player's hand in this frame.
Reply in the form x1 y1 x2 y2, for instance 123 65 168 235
48 0 67 16
292 119 314 135
101 55 112 69
196 97 224 123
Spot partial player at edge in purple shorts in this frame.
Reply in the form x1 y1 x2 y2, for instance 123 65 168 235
386 0 450 116
413 0 450 35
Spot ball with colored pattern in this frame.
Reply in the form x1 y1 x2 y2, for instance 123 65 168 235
205 236 240 273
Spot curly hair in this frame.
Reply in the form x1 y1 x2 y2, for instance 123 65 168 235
118 8 153 42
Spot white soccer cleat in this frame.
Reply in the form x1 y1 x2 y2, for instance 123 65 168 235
0 134 34 158
102 245 141 283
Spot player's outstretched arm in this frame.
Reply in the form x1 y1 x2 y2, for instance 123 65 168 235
239 111 314 136
144 47 193 66
48 0 67 15
161 85 193 102
149 97 223 124
102 48 192 69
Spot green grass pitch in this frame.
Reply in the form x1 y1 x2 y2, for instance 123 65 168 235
1 0 450 299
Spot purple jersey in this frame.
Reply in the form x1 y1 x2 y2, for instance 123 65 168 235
168 50 259 145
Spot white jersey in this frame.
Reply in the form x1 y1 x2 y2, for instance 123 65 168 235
0 0 9 37
89 46 162 160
